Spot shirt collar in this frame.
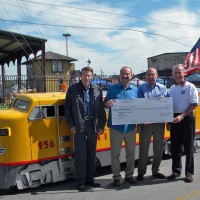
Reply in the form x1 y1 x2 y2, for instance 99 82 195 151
147 82 159 89
80 81 91 90
175 80 186 86
118 83 132 89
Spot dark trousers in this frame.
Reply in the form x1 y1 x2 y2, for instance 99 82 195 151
74 120 97 186
170 113 195 176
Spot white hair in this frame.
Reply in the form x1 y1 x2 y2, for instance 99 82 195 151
172 64 185 73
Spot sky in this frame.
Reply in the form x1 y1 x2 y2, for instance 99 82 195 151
0 0 200 76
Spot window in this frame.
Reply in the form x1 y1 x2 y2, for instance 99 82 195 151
164 59 170 69
41 106 55 117
52 60 63 73
58 105 65 116
29 106 41 120
174 57 183 65
13 100 30 111
27 64 34 74
29 106 55 121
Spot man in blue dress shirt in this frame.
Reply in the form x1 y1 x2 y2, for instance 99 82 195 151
137 68 168 181
104 66 138 187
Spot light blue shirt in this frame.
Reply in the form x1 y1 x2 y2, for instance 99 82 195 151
104 83 138 133
138 82 168 98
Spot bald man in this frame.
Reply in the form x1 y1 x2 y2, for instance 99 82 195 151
137 68 168 181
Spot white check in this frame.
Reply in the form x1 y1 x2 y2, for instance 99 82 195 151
111 97 173 125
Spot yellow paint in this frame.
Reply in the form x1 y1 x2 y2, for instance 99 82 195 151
175 189 200 200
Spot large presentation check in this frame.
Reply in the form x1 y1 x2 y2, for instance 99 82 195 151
111 97 173 125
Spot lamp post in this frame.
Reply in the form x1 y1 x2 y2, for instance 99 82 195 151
63 33 71 57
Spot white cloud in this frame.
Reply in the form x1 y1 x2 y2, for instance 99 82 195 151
1 0 200 76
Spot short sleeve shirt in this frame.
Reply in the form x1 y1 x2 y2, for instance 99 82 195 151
169 81 198 113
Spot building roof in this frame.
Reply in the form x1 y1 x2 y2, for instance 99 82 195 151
0 29 47 66
22 51 78 64
147 52 188 59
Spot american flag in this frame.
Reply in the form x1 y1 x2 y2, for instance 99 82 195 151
184 38 200 75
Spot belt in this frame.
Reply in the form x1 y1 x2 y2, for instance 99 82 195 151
85 116 94 120
174 113 182 116
174 113 193 117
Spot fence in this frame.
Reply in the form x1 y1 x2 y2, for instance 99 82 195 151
0 75 72 103
26 75 71 92
0 74 199 105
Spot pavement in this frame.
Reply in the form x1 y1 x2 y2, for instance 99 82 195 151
2 150 200 200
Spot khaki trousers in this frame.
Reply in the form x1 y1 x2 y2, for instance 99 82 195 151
110 128 136 180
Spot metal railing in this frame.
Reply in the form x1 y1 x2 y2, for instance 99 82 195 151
0 74 199 108
0 75 71 103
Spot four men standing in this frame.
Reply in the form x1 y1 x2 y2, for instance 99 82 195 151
65 65 198 191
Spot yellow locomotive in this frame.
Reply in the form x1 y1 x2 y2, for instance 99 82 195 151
0 92 198 191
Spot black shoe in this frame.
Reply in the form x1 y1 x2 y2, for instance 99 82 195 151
152 172 166 179
167 173 180 180
86 181 101 187
185 175 193 183
125 177 137 184
113 179 121 187
136 174 144 181
77 185 86 192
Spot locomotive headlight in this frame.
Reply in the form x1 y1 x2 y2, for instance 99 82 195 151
0 129 9 136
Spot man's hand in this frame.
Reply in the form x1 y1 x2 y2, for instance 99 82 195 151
70 127 77 134
172 115 184 123
136 124 141 133
105 99 115 108
98 128 104 135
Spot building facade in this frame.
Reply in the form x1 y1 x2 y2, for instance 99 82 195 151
147 52 188 71
22 51 77 91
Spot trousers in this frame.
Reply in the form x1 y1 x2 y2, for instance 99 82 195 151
170 113 195 176
138 123 165 175
73 120 97 186
110 128 136 180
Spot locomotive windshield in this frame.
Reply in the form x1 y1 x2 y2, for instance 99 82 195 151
13 99 30 111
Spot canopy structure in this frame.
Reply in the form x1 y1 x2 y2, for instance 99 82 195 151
91 78 107 85
91 78 112 85
186 73 200 81
156 77 168 85
0 29 47 101
0 29 47 66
